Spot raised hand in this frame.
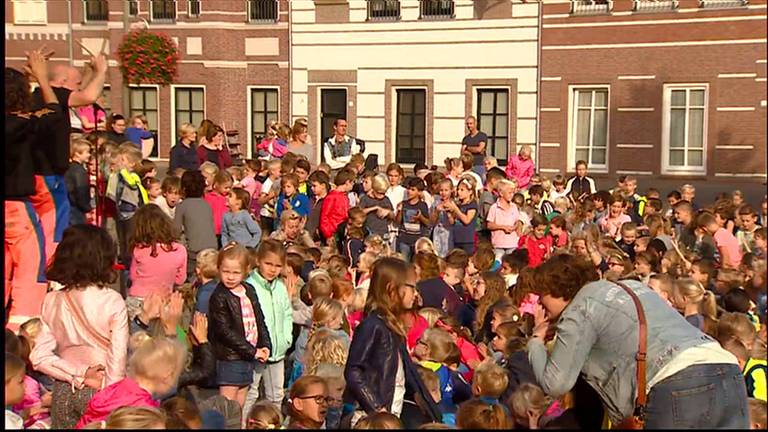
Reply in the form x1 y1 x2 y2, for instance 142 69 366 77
531 303 550 341
23 49 49 83
189 312 208 344
139 292 163 324
161 291 184 335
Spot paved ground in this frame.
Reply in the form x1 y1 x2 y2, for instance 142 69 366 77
154 161 767 207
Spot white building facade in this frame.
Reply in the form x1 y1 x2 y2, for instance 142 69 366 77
290 0 541 167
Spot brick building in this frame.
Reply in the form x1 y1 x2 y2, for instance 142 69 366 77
5 0 290 159
538 0 767 183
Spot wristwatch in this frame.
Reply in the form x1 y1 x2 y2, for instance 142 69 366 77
132 315 149 331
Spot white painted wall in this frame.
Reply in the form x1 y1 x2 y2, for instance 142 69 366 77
291 0 540 166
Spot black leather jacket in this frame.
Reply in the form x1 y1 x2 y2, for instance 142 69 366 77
343 312 441 421
208 281 272 361
178 342 216 389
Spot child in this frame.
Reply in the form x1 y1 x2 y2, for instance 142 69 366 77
397 177 430 262
125 114 155 156
749 398 767 429
478 168 508 241
444 157 463 187
385 163 407 249
306 170 330 242
222 188 263 249
75 336 187 428
65 139 93 225
256 121 288 160
208 244 272 408
460 152 483 194
245 402 283 430
681 183 698 210
634 251 658 285
617 221 638 262
359 173 394 239
320 168 355 244
413 328 472 414
599 193 631 241
431 178 456 258
144 177 162 202
194 248 219 315
6 352 26 429
139 159 157 180
342 207 367 268
564 160 596 203
271 209 316 249
276 173 310 222
720 338 766 402
620 175 646 225
205 170 234 245
699 211 743 269
354 412 403 429
500 249 528 289
243 240 294 417
648 273 675 307
548 175 568 203
240 160 263 213
456 398 511 429
738 205 762 254
445 176 480 255
528 185 554 217
672 278 718 335
592 190 611 222
200 161 220 194
472 360 509 408
291 298 348 384
548 215 568 250
155 176 182 219
128 204 188 319
174 170 217 282
518 214 552 268
286 375 329 429
505 144 534 190
508 383 566 429
755 228 767 259
258 159 282 236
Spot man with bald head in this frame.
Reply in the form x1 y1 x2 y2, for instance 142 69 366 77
29 52 107 261
461 116 488 180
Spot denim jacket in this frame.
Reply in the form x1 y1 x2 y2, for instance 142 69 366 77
527 279 713 424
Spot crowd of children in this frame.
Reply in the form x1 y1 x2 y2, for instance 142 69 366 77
5 53 768 430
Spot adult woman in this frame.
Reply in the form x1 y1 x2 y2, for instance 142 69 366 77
30 225 130 429
343 257 440 426
196 122 232 170
169 122 199 172
287 118 314 162
528 253 748 428
105 113 127 144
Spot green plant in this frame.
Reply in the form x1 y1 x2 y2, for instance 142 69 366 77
117 29 179 86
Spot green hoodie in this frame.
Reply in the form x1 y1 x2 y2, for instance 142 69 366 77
245 270 293 362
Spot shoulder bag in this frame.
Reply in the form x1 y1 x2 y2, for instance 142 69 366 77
611 280 647 430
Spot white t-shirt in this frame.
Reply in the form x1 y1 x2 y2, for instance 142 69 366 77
647 342 738 393
390 352 406 417
5 410 23 430
260 177 275 218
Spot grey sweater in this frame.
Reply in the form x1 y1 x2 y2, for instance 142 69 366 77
174 197 217 252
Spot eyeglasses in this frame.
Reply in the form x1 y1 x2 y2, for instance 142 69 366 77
296 395 332 405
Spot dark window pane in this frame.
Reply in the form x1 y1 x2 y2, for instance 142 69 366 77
320 89 347 148
250 89 280 158
248 0 278 22
396 89 426 164
476 89 510 165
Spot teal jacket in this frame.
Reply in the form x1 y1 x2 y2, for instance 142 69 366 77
245 271 293 362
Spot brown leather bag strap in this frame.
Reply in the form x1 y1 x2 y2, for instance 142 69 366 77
63 290 111 352
614 280 648 417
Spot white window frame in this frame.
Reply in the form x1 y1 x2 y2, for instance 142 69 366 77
661 83 708 175
391 86 429 166
127 84 163 160
170 85 206 145
247 85 281 160
472 85 513 165
82 0 109 23
149 0 178 22
187 0 201 17
12 0 48 25
567 85 610 174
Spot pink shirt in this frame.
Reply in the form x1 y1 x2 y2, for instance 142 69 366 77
599 213 632 240
714 228 742 268
233 288 259 349
505 155 535 189
487 200 521 249
205 191 228 235
30 286 129 389
129 242 187 298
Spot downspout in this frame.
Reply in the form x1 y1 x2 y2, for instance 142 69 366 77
67 0 73 65
534 0 542 172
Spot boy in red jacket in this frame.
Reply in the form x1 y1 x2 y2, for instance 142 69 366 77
518 213 553 268
320 168 355 244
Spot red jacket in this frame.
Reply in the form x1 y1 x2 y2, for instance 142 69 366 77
196 144 232 170
519 234 553 268
320 190 349 240
75 377 159 428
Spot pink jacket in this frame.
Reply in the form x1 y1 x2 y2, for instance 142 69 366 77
75 377 159 429
129 242 188 298
204 190 228 235
257 137 288 158
505 155 535 189
30 286 129 391
13 375 49 428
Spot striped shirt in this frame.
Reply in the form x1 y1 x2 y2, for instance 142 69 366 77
232 287 259 348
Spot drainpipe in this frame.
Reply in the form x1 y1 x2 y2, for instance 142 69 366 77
287 0 294 161
67 0 73 65
122 0 130 116
534 0 542 172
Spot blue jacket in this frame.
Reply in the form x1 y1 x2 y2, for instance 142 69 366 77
245 270 293 362
221 210 262 248
276 192 310 219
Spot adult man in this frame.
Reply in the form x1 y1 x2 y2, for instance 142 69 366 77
461 116 488 179
322 117 363 170
30 52 107 262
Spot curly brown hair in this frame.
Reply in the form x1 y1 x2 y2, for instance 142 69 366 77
129 204 180 257
533 253 599 301
46 225 118 289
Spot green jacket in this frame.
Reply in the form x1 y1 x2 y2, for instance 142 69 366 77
245 271 293 362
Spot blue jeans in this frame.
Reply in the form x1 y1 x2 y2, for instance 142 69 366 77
644 363 748 429
398 241 414 262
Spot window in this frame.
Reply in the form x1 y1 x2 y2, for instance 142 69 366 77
129 0 138 16
250 89 279 158
320 89 348 149
247 0 278 22
633 0 678 12
151 0 177 21
129 87 160 158
13 0 48 24
174 87 205 140
699 0 747 8
396 89 426 164
570 88 609 169
476 89 509 165
420 0 454 18
188 0 201 17
83 0 108 22
368 0 400 21
101 85 111 115
570 0 611 15
662 85 707 173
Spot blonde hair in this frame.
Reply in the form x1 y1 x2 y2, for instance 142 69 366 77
350 287 368 313
309 297 344 340
246 402 283 430
178 122 196 138
414 237 437 255
484 156 498 167
117 143 142 170
473 360 509 399
304 328 348 376
364 234 391 256
200 161 220 178
19 318 43 341
716 311 765 358
518 144 532 157
456 399 512 429
196 248 219 280
673 278 718 334
681 184 696 194
105 406 166 429
128 333 187 383
508 383 551 427
497 179 516 194
354 412 402 430
420 328 456 363
371 173 389 194
130 114 148 126
417 307 443 328
357 251 376 273
70 138 91 158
